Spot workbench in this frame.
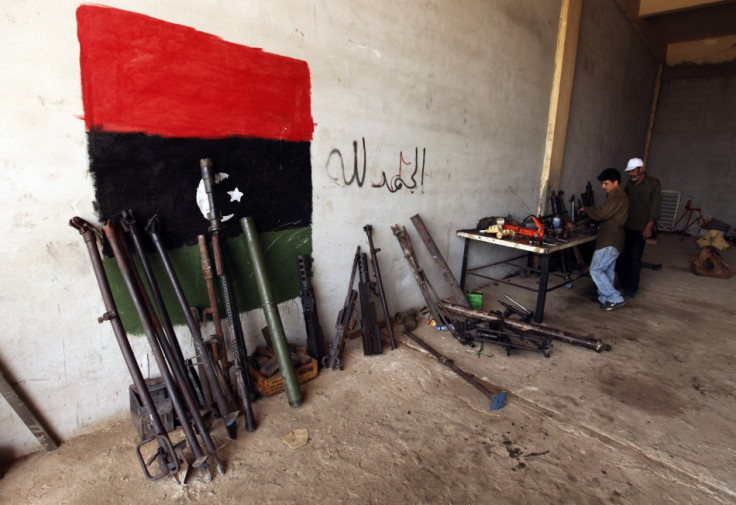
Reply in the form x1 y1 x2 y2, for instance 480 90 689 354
457 229 597 323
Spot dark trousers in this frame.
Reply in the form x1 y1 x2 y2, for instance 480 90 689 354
616 228 646 295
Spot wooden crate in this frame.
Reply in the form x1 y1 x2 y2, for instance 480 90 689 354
250 358 318 397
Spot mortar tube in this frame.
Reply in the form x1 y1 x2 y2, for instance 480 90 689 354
240 217 303 407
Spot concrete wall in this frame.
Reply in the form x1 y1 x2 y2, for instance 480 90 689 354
647 63 736 232
560 0 659 205
0 0 564 459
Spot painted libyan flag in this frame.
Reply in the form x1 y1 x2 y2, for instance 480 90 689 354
77 5 315 332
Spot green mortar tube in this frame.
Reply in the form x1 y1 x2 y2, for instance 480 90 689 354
240 217 303 407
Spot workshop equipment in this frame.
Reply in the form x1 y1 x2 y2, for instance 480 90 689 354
393 223 552 356
671 199 708 239
503 186 545 240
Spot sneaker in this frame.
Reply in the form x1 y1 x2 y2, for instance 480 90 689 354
601 300 626 311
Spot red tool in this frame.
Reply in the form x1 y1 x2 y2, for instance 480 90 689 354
502 216 545 239
504 186 545 239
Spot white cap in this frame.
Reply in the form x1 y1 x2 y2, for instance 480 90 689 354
625 157 643 171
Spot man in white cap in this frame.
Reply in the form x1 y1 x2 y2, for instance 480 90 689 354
617 157 661 298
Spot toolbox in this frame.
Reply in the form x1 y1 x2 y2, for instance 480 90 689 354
128 377 174 441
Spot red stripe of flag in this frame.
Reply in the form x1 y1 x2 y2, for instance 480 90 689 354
77 5 314 141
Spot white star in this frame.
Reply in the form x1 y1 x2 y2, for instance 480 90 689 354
228 187 244 203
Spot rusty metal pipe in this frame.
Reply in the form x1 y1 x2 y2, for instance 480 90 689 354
147 215 239 440
104 220 222 479
441 302 611 352
69 217 180 481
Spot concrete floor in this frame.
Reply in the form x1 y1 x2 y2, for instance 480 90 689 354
1 232 734 504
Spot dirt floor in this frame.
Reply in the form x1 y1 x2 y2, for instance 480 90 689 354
1 232 735 504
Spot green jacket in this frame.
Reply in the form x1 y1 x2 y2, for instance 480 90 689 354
624 175 661 231
586 186 628 252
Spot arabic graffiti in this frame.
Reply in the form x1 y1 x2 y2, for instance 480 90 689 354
325 137 426 193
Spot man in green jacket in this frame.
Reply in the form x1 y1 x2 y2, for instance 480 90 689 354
578 168 629 311
617 157 662 297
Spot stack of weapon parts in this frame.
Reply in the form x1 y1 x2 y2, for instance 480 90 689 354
108 215 225 481
363 224 397 349
392 222 560 357
324 248 359 370
358 251 382 355
391 225 457 333
403 330 506 410
454 317 553 357
200 158 257 433
297 255 326 364
442 302 611 353
71 215 226 483
70 217 184 482
145 214 239 439
240 216 303 408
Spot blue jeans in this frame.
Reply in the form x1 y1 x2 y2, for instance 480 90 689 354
590 246 624 304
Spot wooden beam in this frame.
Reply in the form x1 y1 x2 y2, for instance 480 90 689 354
537 0 582 216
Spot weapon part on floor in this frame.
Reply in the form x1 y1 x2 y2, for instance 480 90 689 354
442 302 611 353
403 330 506 410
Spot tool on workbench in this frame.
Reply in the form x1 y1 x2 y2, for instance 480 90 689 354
503 186 545 240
